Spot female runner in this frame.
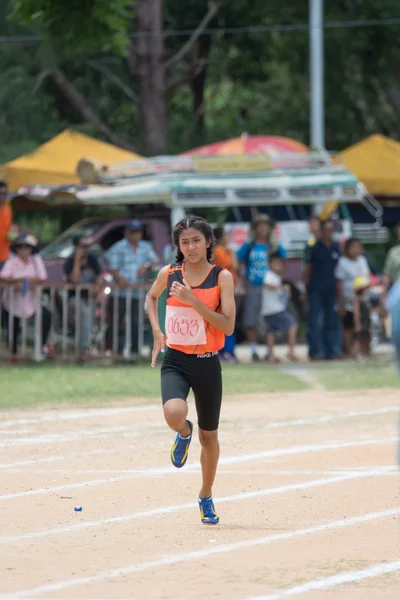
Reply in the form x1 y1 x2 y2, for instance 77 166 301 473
146 215 236 524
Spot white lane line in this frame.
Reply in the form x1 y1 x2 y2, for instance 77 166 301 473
0 449 109 471
0 466 393 545
1 429 35 436
2 508 398 599
0 404 158 429
1 436 397 502
0 404 400 431
0 436 397 503
0 422 165 449
251 406 399 432
247 560 400 600
3 466 398 477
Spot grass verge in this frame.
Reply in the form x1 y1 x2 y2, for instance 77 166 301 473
315 363 400 390
0 362 308 410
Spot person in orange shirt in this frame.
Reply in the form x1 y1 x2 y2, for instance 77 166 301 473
0 182 13 269
213 227 239 362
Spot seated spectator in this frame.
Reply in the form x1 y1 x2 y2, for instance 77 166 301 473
261 254 298 363
353 275 373 358
105 219 160 357
237 214 286 362
213 226 239 362
336 237 370 356
0 234 52 360
304 219 341 360
63 236 103 360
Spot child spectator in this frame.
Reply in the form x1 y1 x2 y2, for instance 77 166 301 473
336 237 370 355
261 254 298 363
353 275 372 358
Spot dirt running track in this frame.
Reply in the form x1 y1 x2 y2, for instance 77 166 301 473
0 389 399 599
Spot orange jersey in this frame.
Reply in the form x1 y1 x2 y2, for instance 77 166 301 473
213 246 237 282
0 204 12 262
165 262 225 354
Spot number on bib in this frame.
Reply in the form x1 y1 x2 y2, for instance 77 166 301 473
165 306 206 345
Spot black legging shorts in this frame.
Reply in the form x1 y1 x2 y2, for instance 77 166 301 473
161 348 222 431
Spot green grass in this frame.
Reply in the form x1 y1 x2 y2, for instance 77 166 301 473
315 363 400 390
0 363 307 410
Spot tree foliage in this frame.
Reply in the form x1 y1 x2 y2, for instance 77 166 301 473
3 0 400 159
11 0 133 55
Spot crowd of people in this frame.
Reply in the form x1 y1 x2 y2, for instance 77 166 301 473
0 175 399 363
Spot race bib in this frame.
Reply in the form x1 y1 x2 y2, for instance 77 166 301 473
165 305 206 345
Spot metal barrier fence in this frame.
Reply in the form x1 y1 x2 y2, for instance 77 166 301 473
0 283 153 363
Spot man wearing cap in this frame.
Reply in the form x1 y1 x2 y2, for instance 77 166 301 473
237 214 286 362
105 220 160 357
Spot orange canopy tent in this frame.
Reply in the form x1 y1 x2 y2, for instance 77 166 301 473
2 130 141 193
339 134 400 196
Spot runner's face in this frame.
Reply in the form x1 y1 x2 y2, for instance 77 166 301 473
178 227 208 263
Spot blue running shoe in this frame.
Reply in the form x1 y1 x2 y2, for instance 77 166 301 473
170 420 193 468
198 496 219 524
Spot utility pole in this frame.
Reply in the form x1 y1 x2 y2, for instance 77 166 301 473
309 0 324 148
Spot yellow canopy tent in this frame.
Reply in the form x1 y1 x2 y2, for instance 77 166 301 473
3 129 141 192
339 134 400 196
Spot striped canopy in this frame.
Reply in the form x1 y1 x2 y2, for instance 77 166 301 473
184 135 307 157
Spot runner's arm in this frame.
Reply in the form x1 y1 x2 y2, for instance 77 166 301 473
146 265 169 335
190 270 236 335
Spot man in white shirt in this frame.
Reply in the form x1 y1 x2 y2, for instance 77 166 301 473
261 255 298 362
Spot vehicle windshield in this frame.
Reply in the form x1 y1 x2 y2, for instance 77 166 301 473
40 221 105 260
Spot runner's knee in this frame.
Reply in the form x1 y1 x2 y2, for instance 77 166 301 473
163 398 188 430
198 428 219 447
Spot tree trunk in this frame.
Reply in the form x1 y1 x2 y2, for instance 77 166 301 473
190 66 206 137
134 0 167 155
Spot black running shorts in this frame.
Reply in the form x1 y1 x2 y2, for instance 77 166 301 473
161 348 222 431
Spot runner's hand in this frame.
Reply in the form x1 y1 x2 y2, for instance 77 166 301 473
170 280 194 305
151 330 165 368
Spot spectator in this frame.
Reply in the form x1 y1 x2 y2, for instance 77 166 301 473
336 238 370 356
261 254 298 363
162 241 176 266
105 219 160 357
382 223 400 302
237 215 286 362
304 219 341 360
352 275 373 358
213 226 239 362
0 234 52 360
64 236 103 360
0 181 13 269
386 274 400 370
307 216 321 246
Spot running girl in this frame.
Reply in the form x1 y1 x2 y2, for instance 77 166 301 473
146 216 236 524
